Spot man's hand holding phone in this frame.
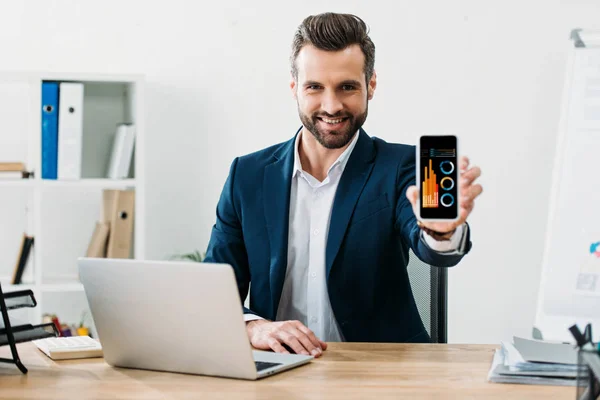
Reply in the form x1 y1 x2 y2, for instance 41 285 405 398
407 156 482 234
406 135 483 235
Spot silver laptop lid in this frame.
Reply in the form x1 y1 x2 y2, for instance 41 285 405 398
78 257 258 379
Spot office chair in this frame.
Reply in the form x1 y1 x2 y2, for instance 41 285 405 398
406 250 448 343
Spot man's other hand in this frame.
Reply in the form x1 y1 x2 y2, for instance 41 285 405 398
246 319 327 357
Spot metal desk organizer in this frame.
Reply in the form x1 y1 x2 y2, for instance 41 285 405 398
0 283 59 373
570 324 600 400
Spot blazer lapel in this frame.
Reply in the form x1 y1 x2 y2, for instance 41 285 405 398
326 129 376 280
263 134 296 319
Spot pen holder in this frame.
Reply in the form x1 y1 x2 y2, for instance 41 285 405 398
0 284 59 373
576 349 600 400
570 323 600 400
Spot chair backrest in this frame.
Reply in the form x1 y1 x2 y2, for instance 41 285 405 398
406 250 448 343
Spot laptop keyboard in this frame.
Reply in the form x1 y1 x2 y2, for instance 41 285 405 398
255 361 282 372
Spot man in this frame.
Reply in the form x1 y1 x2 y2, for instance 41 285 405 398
204 12 483 358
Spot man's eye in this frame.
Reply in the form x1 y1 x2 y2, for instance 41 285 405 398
308 85 321 90
342 85 355 91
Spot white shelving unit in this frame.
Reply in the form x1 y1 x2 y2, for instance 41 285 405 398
0 71 145 337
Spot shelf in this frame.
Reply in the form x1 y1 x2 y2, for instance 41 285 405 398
40 283 84 292
40 179 136 189
0 70 143 84
0 282 84 292
0 179 135 189
0 283 36 293
40 71 143 83
0 71 143 353
0 180 34 187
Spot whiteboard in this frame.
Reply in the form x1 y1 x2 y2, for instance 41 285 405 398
534 29 600 343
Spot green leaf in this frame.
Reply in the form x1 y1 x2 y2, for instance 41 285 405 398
170 250 205 262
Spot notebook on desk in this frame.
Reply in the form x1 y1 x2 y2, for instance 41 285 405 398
33 336 103 360
77 258 313 380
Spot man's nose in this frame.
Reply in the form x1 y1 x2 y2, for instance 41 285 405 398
320 90 344 116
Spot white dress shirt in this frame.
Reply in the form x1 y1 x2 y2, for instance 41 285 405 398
245 131 467 342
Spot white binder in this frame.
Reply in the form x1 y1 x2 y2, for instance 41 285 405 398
119 124 135 178
57 82 84 180
106 123 135 179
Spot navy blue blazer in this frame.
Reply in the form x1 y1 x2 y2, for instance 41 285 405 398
204 128 471 343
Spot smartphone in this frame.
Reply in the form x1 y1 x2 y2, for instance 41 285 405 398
416 135 459 221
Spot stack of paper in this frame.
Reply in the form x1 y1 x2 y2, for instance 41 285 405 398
487 336 583 386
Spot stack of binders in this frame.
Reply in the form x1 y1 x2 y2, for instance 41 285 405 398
41 82 135 180
41 82 84 180
85 189 135 259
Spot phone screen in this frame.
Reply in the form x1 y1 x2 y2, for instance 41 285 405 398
419 135 458 220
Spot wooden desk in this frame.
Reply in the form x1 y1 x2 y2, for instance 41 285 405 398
0 342 572 399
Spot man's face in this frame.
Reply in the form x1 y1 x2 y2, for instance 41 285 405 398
291 44 376 149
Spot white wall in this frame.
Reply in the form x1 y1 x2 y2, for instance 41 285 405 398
1 0 599 344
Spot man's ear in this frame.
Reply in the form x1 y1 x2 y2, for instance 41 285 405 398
367 70 377 100
290 74 298 99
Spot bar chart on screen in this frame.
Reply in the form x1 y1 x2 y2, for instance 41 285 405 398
422 159 439 208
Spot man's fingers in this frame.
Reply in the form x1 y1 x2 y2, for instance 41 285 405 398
249 321 328 357
459 156 470 171
459 205 470 222
292 321 328 351
277 332 310 356
289 327 321 357
460 198 473 210
460 197 475 212
462 184 483 200
294 322 323 351
463 201 474 214
460 166 481 185
406 185 418 205
267 337 289 354
459 202 474 221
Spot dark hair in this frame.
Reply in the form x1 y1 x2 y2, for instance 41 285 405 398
290 12 375 82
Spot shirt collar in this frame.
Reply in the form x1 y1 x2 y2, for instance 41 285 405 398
292 129 360 179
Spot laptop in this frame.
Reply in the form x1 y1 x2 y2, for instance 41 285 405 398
77 257 313 380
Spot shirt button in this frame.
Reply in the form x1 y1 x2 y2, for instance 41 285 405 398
316 191 323 198
313 229 319 236
311 272 317 278
311 317 318 323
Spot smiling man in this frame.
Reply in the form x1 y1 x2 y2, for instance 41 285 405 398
204 12 483 357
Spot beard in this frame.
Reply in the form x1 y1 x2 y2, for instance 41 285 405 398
298 103 368 149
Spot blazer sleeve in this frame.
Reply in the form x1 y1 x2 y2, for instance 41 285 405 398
394 147 470 267
203 158 260 317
